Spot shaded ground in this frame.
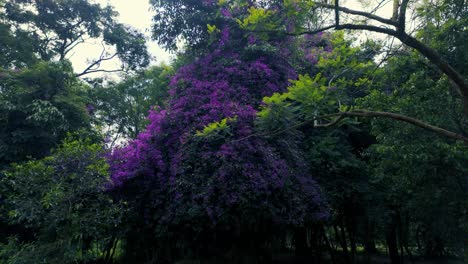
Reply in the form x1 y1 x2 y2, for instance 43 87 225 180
175 253 465 264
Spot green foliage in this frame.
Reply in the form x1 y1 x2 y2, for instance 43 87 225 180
150 0 220 51
358 54 467 256
91 65 174 140
0 22 37 68
237 6 278 31
415 0 467 76
1 138 124 264
259 32 377 126
0 61 92 167
196 116 236 137
2 0 149 72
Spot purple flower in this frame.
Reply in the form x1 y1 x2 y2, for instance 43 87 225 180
247 34 257 45
85 104 95 114
219 27 230 45
220 8 232 18
107 26 328 229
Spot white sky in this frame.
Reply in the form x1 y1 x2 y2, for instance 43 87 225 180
69 0 397 79
69 0 173 79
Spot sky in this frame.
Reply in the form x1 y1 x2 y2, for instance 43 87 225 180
69 0 396 78
69 0 173 78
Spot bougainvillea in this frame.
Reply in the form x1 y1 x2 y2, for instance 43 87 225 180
108 4 329 260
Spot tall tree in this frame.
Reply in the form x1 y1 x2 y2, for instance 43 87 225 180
2 0 150 76
283 0 467 115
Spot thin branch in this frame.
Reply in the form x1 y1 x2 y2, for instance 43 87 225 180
76 68 122 78
288 23 398 38
64 37 85 57
341 110 468 144
336 23 398 36
232 110 468 144
284 25 336 36
75 42 119 77
315 115 346 128
371 0 392 15
316 2 398 26
63 32 86 57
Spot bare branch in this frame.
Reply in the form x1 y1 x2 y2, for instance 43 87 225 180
75 42 119 77
336 23 398 36
316 2 398 26
75 68 122 78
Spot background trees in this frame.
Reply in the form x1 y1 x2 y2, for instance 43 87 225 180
91 65 174 143
2 0 150 76
0 0 466 263
1 138 124 264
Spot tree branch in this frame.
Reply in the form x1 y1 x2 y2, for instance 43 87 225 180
316 2 398 26
340 110 468 144
75 43 119 77
233 110 468 144
398 0 410 31
335 23 398 36
396 32 466 99
334 0 340 27
75 68 122 78
307 1 468 115
285 23 397 37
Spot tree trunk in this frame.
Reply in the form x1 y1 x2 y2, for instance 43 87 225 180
346 217 357 263
339 219 351 264
294 226 308 256
323 226 337 264
364 218 377 254
386 214 400 264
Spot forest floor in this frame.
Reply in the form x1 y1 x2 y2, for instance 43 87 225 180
348 254 465 264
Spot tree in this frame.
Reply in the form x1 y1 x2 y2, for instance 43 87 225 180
2 0 150 76
358 52 467 259
108 24 328 262
148 0 468 143
150 0 221 51
256 31 378 262
283 0 468 115
0 61 92 168
258 26 467 262
91 65 174 143
0 137 125 264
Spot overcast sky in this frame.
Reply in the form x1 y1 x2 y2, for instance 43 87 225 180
69 0 396 78
69 0 172 78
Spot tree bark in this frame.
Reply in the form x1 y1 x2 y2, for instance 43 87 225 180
323 226 337 264
339 219 352 264
386 214 401 264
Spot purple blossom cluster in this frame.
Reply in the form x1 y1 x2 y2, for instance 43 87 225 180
108 32 328 230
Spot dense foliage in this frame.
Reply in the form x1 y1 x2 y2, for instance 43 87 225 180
0 0 466 264
0 61 91 167
1 138 124 264
108 31 328 261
